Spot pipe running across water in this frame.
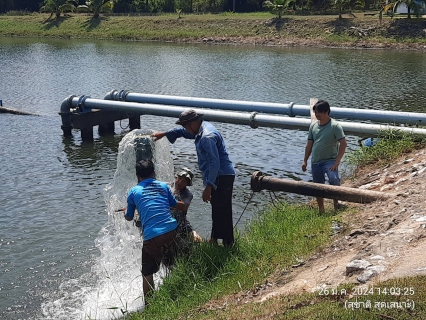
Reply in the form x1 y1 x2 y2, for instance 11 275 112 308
105 89 426 126
60 94 426 137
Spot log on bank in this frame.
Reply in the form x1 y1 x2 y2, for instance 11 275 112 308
251 171 394 204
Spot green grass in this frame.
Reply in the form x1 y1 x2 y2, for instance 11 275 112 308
126 202 342 319
116 131 426 320
346 129 426 168
0 14 270 40
192 276 426 319
118 199 426 319
0 13 425 47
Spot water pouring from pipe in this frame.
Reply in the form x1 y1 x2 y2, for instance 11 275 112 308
41 129 173 319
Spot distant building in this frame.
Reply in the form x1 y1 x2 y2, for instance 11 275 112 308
394 0 425 14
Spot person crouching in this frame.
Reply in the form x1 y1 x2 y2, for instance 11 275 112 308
124 159 186 301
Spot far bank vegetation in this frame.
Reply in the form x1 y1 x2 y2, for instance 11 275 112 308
2 0 426 20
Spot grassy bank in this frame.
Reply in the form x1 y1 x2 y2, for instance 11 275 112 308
346 129 426 168
128 202 346 319
187 276 426 319
122 199 426 320
0 13 425 50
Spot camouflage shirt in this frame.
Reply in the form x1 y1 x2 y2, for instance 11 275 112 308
170 184 194 238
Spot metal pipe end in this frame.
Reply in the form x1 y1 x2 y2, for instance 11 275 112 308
251 171 265 192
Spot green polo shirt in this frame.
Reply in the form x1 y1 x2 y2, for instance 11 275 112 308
308 118 345 164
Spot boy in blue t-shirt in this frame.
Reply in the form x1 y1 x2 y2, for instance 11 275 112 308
124 159 186 300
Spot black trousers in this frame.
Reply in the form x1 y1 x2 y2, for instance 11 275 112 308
210 175 235 246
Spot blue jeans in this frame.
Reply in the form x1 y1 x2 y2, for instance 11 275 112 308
311 160 340 186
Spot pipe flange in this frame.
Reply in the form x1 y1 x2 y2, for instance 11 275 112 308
249 112 258 129
118 90 130 101
104 89 118 100
288 102 295 117
77 95 90 113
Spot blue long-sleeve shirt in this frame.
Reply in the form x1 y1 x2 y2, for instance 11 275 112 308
125 178 177 241
165 121 235 189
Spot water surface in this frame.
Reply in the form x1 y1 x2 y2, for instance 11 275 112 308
1 37 425 319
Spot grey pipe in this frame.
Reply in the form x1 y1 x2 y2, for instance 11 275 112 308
104 89 305 118
70 95 426 136
105 90 426 126
59 95 77 136
250 171 393 203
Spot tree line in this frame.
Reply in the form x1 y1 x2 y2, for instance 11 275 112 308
0 0 424 18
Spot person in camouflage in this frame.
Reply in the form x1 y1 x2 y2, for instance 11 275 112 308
163 168 203 267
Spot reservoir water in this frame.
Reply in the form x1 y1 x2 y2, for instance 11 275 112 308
1 36 425 319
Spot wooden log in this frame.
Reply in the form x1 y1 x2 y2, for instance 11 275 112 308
251 171 394 204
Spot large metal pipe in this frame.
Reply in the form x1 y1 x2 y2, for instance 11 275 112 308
104 90 306 117
68 95 426 136
105 90 426 126
59 95 77 137
251 171 393 204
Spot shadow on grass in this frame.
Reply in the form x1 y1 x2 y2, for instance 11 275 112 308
386 18 426 37
42 15 71 29
265 17 291 31
83 16 109 31
325 17 356 35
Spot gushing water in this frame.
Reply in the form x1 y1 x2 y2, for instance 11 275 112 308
41 129 174 319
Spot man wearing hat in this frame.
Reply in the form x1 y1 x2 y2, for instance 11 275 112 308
151 109 236 246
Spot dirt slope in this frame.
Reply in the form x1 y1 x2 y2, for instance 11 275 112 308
251 148 426 303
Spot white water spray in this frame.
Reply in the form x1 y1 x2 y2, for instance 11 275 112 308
42 129 174 319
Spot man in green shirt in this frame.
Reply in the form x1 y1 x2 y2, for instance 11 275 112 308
302 100 347 213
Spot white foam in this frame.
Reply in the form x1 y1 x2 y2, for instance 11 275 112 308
41 129 174 319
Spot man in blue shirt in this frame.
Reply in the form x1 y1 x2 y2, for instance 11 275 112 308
151 109 236 246
124 159 185 300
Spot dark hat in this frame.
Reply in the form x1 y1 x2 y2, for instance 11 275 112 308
176 109 203 126
176 167 194 186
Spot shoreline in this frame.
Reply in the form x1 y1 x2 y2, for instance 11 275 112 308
1 13 425 52
177 36 426 51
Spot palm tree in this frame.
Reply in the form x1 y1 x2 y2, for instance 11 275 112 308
77 0 114 18
333 0 365 19
263 0 293 18
40 0 76 18
383 0 426 18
